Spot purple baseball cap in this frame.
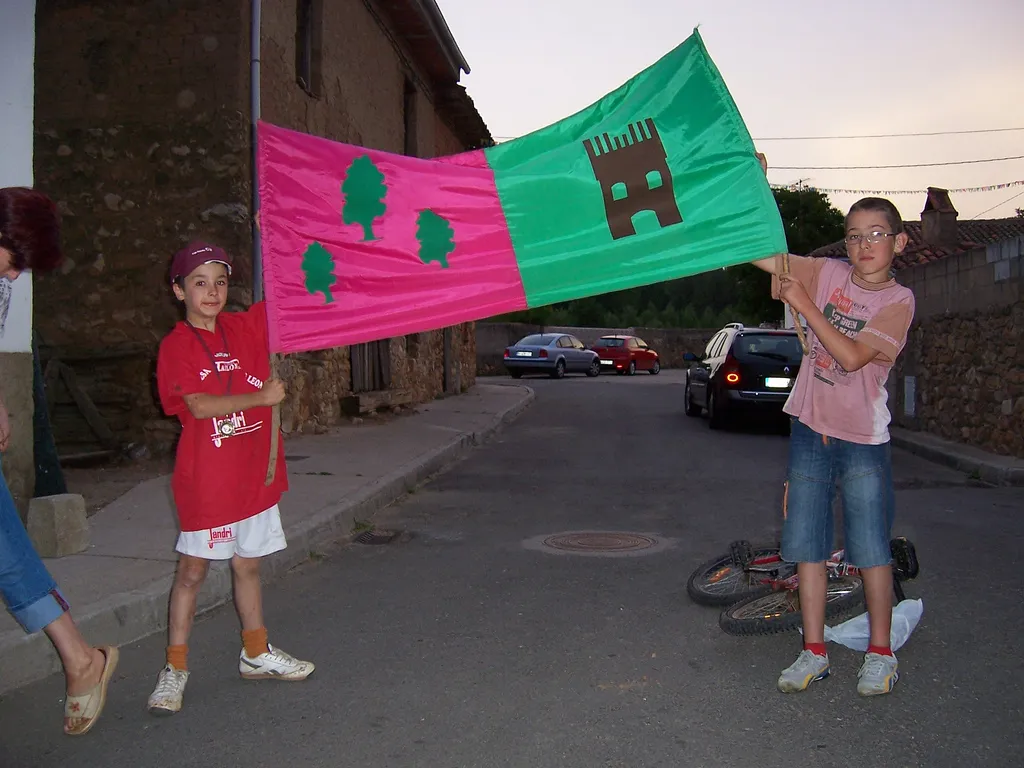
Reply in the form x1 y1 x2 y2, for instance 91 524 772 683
169 241 233 282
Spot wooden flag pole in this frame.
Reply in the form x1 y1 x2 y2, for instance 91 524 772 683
781 251 810 356
264 352 281 486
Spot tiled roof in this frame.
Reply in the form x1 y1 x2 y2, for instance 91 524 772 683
807 216 1024 271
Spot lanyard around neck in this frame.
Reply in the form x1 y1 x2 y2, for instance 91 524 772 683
186 322 233 395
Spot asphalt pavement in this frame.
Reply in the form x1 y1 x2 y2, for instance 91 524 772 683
1 370 1021 768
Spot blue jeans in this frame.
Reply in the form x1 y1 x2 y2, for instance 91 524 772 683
0 459 70 632
781 419 895 568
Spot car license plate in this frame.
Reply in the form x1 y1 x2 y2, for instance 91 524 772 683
765 377 791 388
515 351 532 357
600 359 613 365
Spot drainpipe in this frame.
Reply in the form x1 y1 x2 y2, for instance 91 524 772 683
250 0 263 301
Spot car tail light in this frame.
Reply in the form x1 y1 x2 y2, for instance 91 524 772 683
539 349 548 358
504 347 511 358
722 350 741 385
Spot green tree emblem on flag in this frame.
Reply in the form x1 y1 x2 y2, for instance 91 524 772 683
341 154 386 241
301 241 336 303
415 209 454 269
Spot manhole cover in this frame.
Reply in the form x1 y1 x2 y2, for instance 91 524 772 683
354 529 401 545
522 531 672 558
544 532 657 553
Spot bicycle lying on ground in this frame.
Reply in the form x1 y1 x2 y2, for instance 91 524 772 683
686 537 920 636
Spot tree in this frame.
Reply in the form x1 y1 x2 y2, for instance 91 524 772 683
301 241 336 303
341 154 387 241
416 210 455 268
1016 208 1023 217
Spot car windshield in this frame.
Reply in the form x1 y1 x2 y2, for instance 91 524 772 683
518 334 557 346
732 334 803 364
596 338 625 347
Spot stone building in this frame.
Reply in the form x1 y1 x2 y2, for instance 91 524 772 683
810 188 1024 459
31 0 490 459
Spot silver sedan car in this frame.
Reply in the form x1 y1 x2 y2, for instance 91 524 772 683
503 333 601 379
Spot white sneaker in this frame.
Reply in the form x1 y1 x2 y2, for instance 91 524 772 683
777 649 830 693
239 644 315 681
857 652 899 696
147 664 189 716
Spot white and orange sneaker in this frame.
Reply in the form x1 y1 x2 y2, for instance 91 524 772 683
239 644 315 681
147 664 190 715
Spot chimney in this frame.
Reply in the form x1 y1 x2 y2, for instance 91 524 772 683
921 187 959 249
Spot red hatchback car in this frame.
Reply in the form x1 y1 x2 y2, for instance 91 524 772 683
590 335 661 375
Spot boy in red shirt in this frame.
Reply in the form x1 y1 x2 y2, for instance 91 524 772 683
148 242 314 715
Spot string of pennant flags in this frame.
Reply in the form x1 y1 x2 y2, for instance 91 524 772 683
772 179 1024 196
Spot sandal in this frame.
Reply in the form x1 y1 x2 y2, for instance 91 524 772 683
63 646 119 736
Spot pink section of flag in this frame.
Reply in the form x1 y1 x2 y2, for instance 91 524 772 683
257 121 526 353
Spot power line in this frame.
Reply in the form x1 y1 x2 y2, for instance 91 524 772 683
754 127 1024 141
773 154 1024 170
970 189 1024 220
490 126 1024 143
772 179 1024 196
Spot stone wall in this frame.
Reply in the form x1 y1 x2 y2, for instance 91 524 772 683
890 239 1024 459
32 0 484 456
0 355 35 521
32 0 254 451
476 322 716 375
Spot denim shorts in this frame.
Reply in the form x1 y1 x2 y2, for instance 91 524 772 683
0 461 70 633
781 419 895 568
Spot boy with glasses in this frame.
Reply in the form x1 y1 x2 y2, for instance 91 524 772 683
752 159 916 695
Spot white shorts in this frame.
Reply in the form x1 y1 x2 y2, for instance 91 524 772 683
175 505 288 560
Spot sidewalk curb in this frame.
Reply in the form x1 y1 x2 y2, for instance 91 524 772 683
0 385 535 697
890 427 1024 487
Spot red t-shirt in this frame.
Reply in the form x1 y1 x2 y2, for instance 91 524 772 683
156 302 288 532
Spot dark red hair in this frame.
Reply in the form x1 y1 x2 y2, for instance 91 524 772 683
0 187 64 273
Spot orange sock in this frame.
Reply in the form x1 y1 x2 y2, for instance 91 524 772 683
166 644 188 671
242 627 269 658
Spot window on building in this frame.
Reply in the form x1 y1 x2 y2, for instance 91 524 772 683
405 333 420 359
403 78 418 156
296 0 323 97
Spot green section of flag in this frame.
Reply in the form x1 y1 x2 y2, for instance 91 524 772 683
484 29 786 308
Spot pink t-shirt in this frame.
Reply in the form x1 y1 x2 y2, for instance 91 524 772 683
772 256 915 445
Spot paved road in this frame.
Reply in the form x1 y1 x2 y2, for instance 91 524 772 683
2 371 1022 768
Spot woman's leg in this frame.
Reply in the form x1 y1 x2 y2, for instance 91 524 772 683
0 469 105 694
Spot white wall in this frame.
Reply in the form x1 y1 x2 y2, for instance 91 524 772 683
0 0 36 354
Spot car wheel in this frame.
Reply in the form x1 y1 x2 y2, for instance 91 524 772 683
509 369 523 379
684 381 701 417
586 359 600 377
708 389 725 430
649 360 661 375
627 360 636 376
550 359 566 379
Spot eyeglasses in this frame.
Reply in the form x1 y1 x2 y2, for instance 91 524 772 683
845 231 897 247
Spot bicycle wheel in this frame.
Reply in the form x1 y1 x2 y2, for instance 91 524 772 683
718 575 865 636
686 545 784 607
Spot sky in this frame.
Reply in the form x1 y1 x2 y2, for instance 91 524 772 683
437 0 1024 222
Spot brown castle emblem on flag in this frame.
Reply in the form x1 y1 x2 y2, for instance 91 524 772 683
584 118 683 240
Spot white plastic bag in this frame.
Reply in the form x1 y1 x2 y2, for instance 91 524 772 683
818 598 923 652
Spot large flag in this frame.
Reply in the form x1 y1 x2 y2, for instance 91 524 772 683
258 28 785 353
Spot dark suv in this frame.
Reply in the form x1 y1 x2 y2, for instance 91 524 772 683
683 323 803 429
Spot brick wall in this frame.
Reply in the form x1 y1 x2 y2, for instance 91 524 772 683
890 238 1024 458
32 0 482 456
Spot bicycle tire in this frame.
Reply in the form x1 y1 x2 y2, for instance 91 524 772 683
718 575 865 636
686 546 784 607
